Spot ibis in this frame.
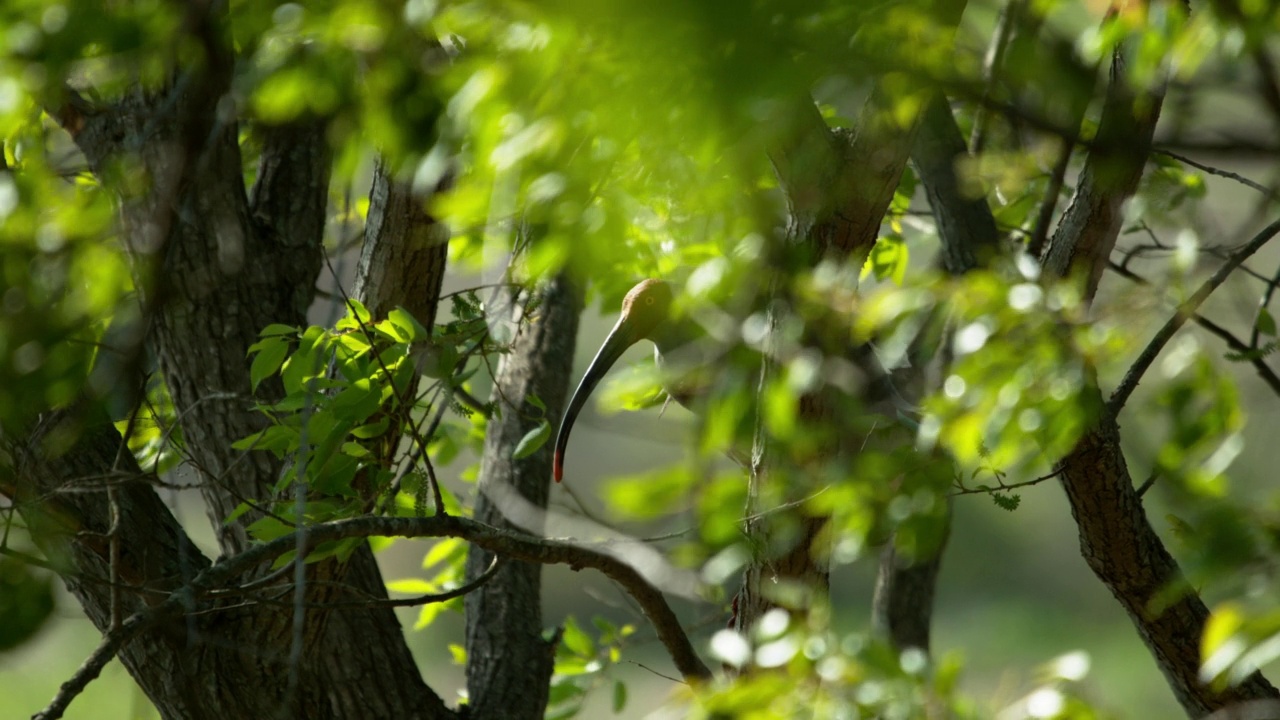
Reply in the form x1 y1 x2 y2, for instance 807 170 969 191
553 279 706 482
552 278 910 482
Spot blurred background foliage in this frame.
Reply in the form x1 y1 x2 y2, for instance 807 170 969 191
3 0 1280 717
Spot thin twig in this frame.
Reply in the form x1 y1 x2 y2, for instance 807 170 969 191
1253 256 1280 350
1110 217 1280 413
32 609 159 720
1028 141 1073 258
1155 149 1276 199
438 282 522 301
970 0 1027 155
950 468 1063 497
1107 261 1280 397
1136 471 1159 498
623 660 686 685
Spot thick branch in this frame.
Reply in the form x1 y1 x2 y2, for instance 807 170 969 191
912 93 1000 273
1057 409 1277 716
1043 48 1165 298
250 119 333 261
354 159 450 323
106 514 710 686
1042 28 1280 717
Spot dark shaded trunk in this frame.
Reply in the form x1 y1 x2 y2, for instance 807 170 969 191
463 274 582 720
12 33 454 714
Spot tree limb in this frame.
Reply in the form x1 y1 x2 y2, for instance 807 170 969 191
464 270 583 719
33 604 161 720
1043 47 1166 297
1109 217 1280 412
1107 259 1280 398
1043 20 1280 715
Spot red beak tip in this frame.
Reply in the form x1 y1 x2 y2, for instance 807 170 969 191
553 453 563 483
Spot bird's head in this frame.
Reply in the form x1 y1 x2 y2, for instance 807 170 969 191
616 278 673 339
554 279 672 482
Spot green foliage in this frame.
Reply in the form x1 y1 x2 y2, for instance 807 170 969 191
1225 308 1280 362
861 234 910 286
546 615 635 720
388 536 469 631
1148 339 1243 498
694 608 974 719
235 295 496 532
852 265 1109 473
1202 599 1280 690
114 374 182 475
512 418 551 459
3 0 1280 716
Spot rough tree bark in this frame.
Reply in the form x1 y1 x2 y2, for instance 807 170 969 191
4 6 713 718
7 9 457 716
463 274 582 720
1042 27 1280 718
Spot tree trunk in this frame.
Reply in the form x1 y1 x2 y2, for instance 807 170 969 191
464 273 582 720
1043 40 1280 717
14 39 455 714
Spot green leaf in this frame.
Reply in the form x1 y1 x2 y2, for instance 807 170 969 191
860 234 909 285
414 600 447 630
331 378 383 422
249 336 290 392
604 466 694 521
388 306 429 342
260 323 299 338
990 492 1021 512
448 643 467 665
337 299 373 330
375 317 411 344
560 616 595 658
423 537 465 570
1201 602 1246 682
223 502 254 525
232 424 299 454
352 417 391 439
282 326 330 394
1256 308 1277 337
311 453 361 495
340 441 371 457
246 515 295 543
612 680 627 713
512 419 551 459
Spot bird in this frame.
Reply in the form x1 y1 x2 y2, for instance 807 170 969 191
553 279 707 482
552 278 916 483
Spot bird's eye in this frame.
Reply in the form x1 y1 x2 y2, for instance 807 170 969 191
645 297 654 305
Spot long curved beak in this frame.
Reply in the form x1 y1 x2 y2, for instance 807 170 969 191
554 317 642 482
